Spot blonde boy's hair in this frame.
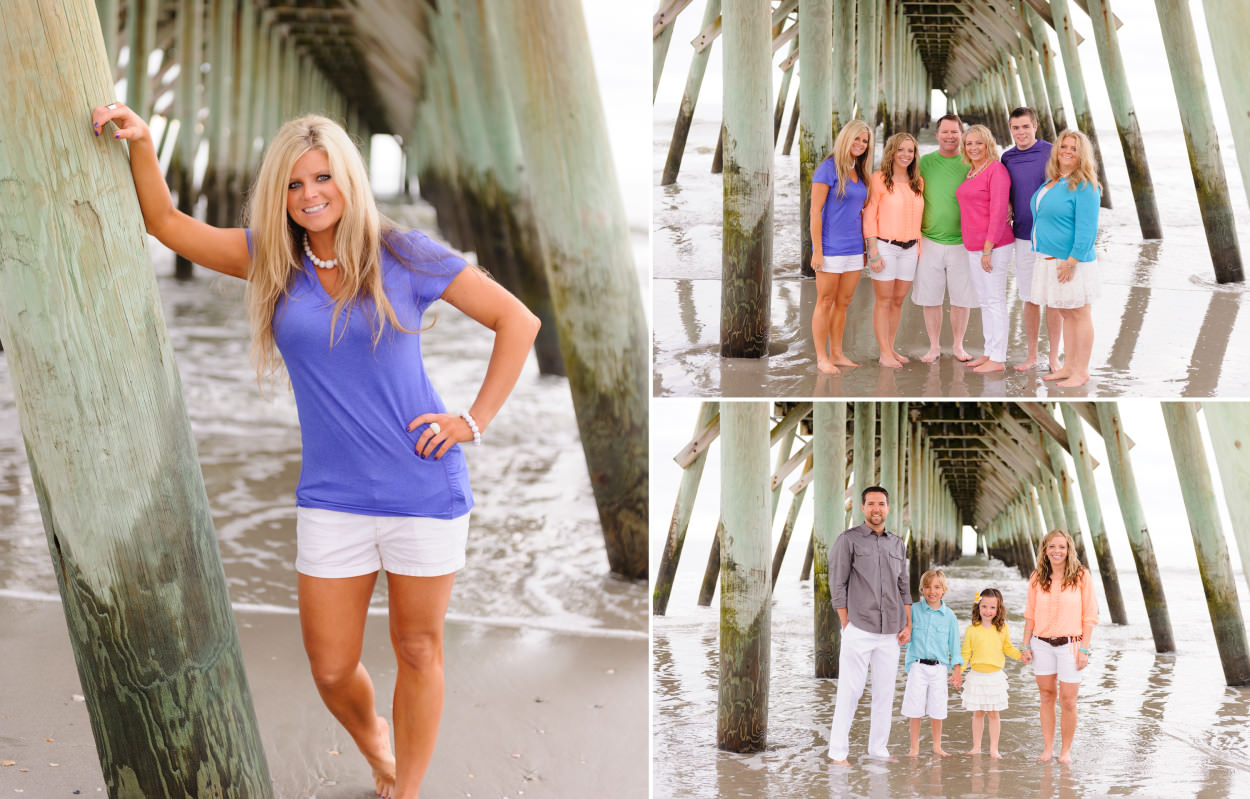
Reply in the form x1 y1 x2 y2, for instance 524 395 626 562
919 569 947 592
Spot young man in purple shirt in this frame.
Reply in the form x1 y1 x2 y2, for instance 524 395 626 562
1000 107 1061 372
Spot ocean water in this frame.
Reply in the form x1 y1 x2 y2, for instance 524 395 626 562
0 216 648 640
652 108 1250 398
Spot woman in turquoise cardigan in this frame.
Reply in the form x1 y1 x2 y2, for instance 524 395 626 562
1028 130 1101 388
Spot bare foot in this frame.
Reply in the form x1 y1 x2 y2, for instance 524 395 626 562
953 348 973 362
831 758 851 767
893 351 910 364
1058 752 1073 763
965 748 981 755
1014 357 1038 372
1057 374 1089 388
358 717 396 798
1037 750 1054 762
920 348 941 363
1048 359 1062 372
817 359 841 375
831 356 858 368
990 751 1002 759
1043 369 1072 382
973 360 1005 373
879 355 903 368
908 748 920 757
934 748 951 758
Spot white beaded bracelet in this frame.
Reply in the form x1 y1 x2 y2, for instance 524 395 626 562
460 410 481 445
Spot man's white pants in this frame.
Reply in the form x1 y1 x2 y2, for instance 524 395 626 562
828 622 901 760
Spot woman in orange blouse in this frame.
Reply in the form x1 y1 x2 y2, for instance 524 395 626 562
1022 529 1099 763
863 133 925 368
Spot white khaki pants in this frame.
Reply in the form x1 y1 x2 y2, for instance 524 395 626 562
828 622 901 761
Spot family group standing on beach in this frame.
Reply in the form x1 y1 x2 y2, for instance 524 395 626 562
811 108 1103 388
827 487 1099 764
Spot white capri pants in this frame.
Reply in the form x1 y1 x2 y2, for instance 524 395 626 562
828 622 901 760
966 245 1013 362
901 661 950 719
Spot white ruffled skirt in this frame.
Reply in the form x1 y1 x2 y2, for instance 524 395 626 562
1030 252 1100 309
962 668 1010 712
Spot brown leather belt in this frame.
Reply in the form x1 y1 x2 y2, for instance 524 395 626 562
1034 635 1073 647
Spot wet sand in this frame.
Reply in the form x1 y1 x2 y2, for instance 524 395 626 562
653 120 1250 398
0 595 646 798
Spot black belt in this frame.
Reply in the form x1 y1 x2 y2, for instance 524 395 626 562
1034 635 1074 647
918 658 940 666
880 238 918 250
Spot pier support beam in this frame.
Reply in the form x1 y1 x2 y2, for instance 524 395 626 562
661 0 722 186
654 403 719 615
718 402 772 752
720 0 773 357
1161 403 1250 686
0 2 270 792
1201 0 1250 216
1025 4 1067 133
799 0 833 279
1095 403 1174 652
813 402 846 677
1050 0 1111 208
853 402 877 505
1202 403 1250 599
1154 0 1245 284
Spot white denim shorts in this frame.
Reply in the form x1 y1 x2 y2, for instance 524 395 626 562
869 239 919 282
295 506 470 578
1030 637 1085 684
901 661 950 719
819 253 866 274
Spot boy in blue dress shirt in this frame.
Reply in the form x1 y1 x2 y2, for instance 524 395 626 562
902 569 964 756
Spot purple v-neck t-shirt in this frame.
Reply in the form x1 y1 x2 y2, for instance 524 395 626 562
248 228 473 518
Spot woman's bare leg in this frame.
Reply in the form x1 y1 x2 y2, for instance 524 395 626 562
828 271 861 366
812 271 839 373
1057 681 1080 762
1036 674 1058 761
888 281 912 362
872 279 902 367
388 572 457 799
299 572 396 798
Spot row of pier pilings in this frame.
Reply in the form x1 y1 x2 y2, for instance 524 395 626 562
652 400 1250 752
17 0 647 579
654 0 1249 358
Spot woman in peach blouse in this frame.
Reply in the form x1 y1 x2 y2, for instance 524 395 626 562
863 133 925 368
1022 529 1099 763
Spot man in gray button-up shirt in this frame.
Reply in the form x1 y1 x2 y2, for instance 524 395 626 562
827 486 912 764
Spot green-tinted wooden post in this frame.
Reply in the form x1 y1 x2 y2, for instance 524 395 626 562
1059 403 1127 624
1161 403 1250 685
653 0 682 101
798 0 833 279
1041 429 1088 567
654 403 719 615
770 421 799 522
833 0 856 130
1084 0 1162 237
1026 3 1068 132
720 0 772 357
1203 403 1250 597
95 0 118 69
881 403 899 499
771 461 810 589
774 37 798 145
698 520 724 606
1022 42 1058 140
662 0 722 186
490 0 648 577
124 0 156 114
171 0 202 280
1095 403 1174 652
718 402 772 752
853 402 877 506
1050 0 1111 208
204 0 232 228
813 402 845 677
0 2 271 793
229 1 257 223
1154 0 1244 283
1202 0 1250 218
782 93 800 155
856 0 879 124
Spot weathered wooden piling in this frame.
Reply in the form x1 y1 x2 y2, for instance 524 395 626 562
772 458 811 589
1154 0 1245 284
654 403 720 616
853 402 877 504
797 0 832 279
813 401 846 677
1200 0 1250 217
720 0 773 357
662 0 722 186
1084 0 1162 238
1161 403 1250 686
718 402 772 752
1094 402 1174 652
1202 403 1250 598
0 2 270 793
654 1 684 100
1050 0 1111 208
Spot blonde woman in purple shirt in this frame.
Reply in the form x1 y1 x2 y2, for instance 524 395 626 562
955 125 1014 374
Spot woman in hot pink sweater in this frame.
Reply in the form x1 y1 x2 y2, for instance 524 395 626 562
954 125 1014 373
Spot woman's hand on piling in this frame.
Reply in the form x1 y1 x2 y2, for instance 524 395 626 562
91 101 151 145
407 413 468 459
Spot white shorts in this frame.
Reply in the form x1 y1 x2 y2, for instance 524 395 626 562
819 253 866 274
1013 238 1038 303
1030 638 1085 684
911 237 976 307
901 661 949 719
870 240 919 282
295 506 470 578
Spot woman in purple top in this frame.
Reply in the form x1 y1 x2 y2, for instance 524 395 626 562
93 102 540 799
810 120 872 374
955 125 1014 374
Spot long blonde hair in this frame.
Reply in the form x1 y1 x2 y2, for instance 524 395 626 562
1047 129 1102 192
1030 528 1086 592
244 114 409 386
879 132 923 195
828 119 873 200
961 124 1000 167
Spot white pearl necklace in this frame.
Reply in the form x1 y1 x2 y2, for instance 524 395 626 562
303 234 338 269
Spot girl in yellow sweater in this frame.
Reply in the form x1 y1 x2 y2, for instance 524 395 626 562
961 588 1031 757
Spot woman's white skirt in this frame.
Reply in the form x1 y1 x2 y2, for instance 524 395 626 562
962 668 1010 712
1030 253 1100 309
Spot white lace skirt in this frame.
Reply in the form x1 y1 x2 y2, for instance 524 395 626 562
962 668 1010 712
1030 253 1100 309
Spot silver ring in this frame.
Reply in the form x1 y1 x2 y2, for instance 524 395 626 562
106 103 117 110
429 422 441 435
